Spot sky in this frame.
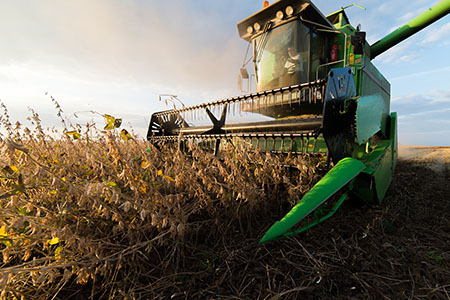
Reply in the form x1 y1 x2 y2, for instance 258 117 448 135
0 0 449 146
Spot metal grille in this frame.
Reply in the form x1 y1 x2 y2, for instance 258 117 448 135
153 80 326 120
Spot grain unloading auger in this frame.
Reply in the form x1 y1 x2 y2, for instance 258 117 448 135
147 0 450 243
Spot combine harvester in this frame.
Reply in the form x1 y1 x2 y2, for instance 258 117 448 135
147 0 450 243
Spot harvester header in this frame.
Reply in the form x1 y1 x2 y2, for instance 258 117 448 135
147 0 450 243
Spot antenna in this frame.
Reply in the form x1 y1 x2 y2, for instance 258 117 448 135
342 4 366 11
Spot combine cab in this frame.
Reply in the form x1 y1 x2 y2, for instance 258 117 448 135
147 0 450 243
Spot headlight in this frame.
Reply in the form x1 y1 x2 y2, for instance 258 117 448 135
285 6 294 16
276 10 284 20
254 22 261 32
247 26 254 34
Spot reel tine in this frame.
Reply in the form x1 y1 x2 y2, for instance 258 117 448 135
264 94 267 111
313 87 316 104
257 96 261 114
323 85 326 102
309 88 312 104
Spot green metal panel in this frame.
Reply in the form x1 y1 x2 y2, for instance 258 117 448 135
260 157 366 243
245 136 328 153
350 112 398 203
359 61 390 98
370 0 450 59
283 139 292 151
349 140 392 203
374 112 398 201
356 60 391 138
373 144 393 202
390 112 398 170
356 94 389 145
279 192 348 239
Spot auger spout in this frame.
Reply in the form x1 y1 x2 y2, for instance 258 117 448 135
370 0 450 59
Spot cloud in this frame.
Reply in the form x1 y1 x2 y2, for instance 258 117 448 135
391 90 450 145
373 39 419 63
365 1 431 42
398 107 450 119
392 90 450 110
390 65 450 82
0 0 245 93
422 22 450 45
366 0 449 61
397 2 430 23
0 0 255 138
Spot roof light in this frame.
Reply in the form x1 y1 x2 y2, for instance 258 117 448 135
276 10 284 20
247 26 254 34
285 6 294 16
263 1 269 8
253 22 261 32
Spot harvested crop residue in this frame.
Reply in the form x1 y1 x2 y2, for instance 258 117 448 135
399 145 450 174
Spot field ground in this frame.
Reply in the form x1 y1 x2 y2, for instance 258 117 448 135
1 140 449 299
124 146 450 299
225 146 446 299
160 146 450 299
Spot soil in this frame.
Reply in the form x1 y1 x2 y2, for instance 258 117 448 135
59 146 450 299
163 146 450 299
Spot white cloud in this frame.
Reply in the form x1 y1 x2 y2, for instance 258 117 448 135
397 3 430 23
374 39 419 63
0 0 253 139
422 22 450 45
399 107 450 119
0 0 244 92
390 65 450 81
392 90 450 108
391 89 450 145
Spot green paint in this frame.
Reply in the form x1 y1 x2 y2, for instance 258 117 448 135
356 60 391 138
246 136 327 153
390 112 398 169
350 113 398 203
373 145 393 202
260 157 365 243
260 112 398 242
280 192 348 239
356 95 388 145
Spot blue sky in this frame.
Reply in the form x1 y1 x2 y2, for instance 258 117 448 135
0 0 449 145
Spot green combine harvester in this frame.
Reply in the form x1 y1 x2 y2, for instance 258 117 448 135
147 0 450 243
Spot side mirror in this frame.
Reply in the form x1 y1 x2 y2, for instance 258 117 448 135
240 67 249 79
351 31 366 55
238 67 250 92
